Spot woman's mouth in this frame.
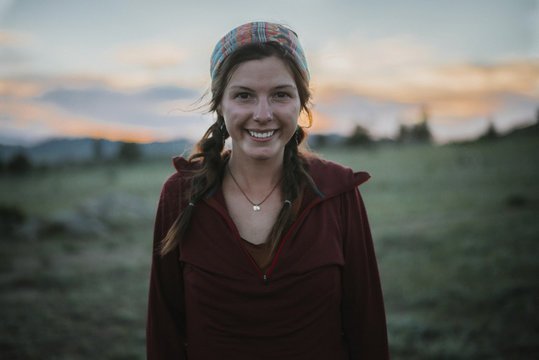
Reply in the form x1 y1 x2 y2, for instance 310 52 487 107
248 130 275 139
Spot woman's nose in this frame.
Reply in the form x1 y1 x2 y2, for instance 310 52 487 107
253 99 272 122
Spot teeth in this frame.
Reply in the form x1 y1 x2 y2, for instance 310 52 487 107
249 130 275 138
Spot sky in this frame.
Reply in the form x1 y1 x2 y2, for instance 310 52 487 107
1 0 538 145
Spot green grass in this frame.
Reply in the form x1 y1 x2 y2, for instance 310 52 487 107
1 136 538 359
318 138 539 359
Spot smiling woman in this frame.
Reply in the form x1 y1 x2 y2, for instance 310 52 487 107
146 21 389 360
219 56 301 162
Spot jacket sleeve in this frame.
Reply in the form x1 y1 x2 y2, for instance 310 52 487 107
341 187 389 359
146 176 187 359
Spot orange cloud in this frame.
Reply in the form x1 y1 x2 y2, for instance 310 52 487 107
2 100 166 143
427 98 495 119
315 59 539 120
0 30 31 45
308 109 334 132
0 79 45 98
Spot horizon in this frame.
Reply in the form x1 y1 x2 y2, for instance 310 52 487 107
2 117 537 150
1 0 538 146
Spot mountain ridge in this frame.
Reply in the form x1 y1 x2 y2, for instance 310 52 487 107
0 137 193 164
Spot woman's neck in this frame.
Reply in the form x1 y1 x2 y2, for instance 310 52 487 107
226 153 284 189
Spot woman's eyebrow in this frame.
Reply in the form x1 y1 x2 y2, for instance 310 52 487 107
274 84 297 90
228 85 254 91
228 84 297 91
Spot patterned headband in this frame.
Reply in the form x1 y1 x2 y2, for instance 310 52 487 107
210 22 309 82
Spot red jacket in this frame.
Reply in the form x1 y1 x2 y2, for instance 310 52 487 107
147 156 389 359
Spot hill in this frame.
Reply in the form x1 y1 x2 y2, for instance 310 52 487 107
0 138 192 164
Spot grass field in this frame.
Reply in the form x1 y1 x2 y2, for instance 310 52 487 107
1 133 538 359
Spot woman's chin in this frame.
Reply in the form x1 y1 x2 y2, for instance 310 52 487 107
237 144 284 162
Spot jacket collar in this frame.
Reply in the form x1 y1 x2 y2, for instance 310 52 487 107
304 155 370 200
172 154 370 204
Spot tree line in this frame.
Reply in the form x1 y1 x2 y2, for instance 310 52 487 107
0 141 142 175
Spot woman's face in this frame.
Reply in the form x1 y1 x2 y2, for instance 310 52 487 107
219 56 301 163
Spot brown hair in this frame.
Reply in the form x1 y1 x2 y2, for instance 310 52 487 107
160 43 317 258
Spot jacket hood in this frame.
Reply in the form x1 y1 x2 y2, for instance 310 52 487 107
172 154 370 200
173 156 193 173
304 155 370 199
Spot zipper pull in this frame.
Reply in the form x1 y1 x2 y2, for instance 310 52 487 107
263 274 269 284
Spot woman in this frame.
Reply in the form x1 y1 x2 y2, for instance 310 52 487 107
147 22 389 359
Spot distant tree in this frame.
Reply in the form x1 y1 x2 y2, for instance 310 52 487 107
346 124 372 146
411 107 431 142
398 106 432 143
117 142 142 162
479 121 498 141
93 138 104 162
532 115 539 134
7 152 32 175
397 124 408 143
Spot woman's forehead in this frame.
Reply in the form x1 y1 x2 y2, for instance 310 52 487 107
226 57 296 89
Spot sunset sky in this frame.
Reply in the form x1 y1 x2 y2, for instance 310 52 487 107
1 0 538 145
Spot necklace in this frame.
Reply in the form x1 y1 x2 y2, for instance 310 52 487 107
227 166 282 212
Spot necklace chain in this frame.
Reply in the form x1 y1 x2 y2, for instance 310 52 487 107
227 166 282 212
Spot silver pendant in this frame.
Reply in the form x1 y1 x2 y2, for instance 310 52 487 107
253 205 261 211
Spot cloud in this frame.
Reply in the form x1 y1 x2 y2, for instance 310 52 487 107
312 56 539 142
0 30 31 46
314 90 413 139
392 61 539 123
0 79 45 98
112 41 190 69
1 80 212 144
1 100 165 143
414 61 539 99
311 30 538 120
311 33 434 89
315 57 539 129
320 59 538 102
38 85 199 127
2 94 212 144
0 30 34 72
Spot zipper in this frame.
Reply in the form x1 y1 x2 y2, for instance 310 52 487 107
206 202 265 278
206 197 326 283
265 176 371 279
204 178 368 283
264 198 325 280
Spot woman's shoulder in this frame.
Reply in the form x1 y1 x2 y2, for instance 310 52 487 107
172 156 198 172
303 153 349 173
302 152 371 194
161 156 197 192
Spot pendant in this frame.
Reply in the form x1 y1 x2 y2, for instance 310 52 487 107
253 205 261 211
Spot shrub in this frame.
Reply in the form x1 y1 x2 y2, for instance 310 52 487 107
7 152 32 174
117 142 142 162
0 205 26 236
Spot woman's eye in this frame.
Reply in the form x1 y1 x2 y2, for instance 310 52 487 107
274 92 291 99
235 92 251 100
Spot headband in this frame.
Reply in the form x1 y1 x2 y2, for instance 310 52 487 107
210 22 309 82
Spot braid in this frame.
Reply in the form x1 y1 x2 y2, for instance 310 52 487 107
190 116 228 200
160 116 229 256
264 126 316 260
